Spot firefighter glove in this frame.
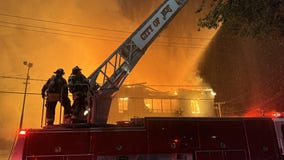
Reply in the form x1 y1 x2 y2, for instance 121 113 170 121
41 92 45 99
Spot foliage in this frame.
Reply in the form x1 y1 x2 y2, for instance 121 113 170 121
196 0 284 37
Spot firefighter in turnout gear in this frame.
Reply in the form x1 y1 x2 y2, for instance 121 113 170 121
41 68 72 125
68 66 90 123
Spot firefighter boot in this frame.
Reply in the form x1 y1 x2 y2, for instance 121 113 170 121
63 114 71 124
46 118 54 126
71 114 80 124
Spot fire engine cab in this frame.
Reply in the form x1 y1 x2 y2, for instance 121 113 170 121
9 0 284 159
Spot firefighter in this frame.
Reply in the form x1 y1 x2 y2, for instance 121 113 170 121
41 68 72 126
68 66 89 123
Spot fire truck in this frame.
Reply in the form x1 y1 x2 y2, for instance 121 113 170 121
10 0 284 159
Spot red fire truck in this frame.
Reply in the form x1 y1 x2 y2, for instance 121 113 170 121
9 0 284 159
10 117 284 160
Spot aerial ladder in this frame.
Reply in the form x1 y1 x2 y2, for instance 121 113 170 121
87 0 188 126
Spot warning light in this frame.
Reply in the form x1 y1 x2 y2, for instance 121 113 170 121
173 138 180 143
170 137 180 149
272 112 284 118
19 130 26 135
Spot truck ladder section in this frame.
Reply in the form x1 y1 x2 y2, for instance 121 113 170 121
88 0 188 125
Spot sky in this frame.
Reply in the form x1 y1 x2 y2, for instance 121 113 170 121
0 0 217 151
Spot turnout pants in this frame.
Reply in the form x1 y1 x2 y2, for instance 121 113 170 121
45 94 71 125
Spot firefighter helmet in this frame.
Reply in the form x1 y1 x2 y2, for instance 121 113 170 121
54 68 65 75
72 66 81 74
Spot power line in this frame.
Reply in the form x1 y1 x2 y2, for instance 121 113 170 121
0 23 123 42
0 20 128 40
0 75 45 81
0 13 131 34
0 75 211 91
0 12 212 49
0 12 212 41
0 90 214 101
0 22 208 49
0 91 40 95
153 43 206 50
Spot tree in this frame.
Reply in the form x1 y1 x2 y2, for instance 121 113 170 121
196 0 284 38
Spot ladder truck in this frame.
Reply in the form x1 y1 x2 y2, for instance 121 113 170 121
9 0 284 160
87 0 188 126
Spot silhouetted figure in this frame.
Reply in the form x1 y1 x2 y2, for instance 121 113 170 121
68 66 89 123
41 68 71 125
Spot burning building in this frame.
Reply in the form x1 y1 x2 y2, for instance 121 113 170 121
108 84 216 124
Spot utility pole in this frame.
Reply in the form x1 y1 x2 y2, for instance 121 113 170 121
215 101 226 117
19 61 33 130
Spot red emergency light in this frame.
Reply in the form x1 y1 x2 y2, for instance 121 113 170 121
173 138 180 143
19 130 27 135
272 112 284 118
